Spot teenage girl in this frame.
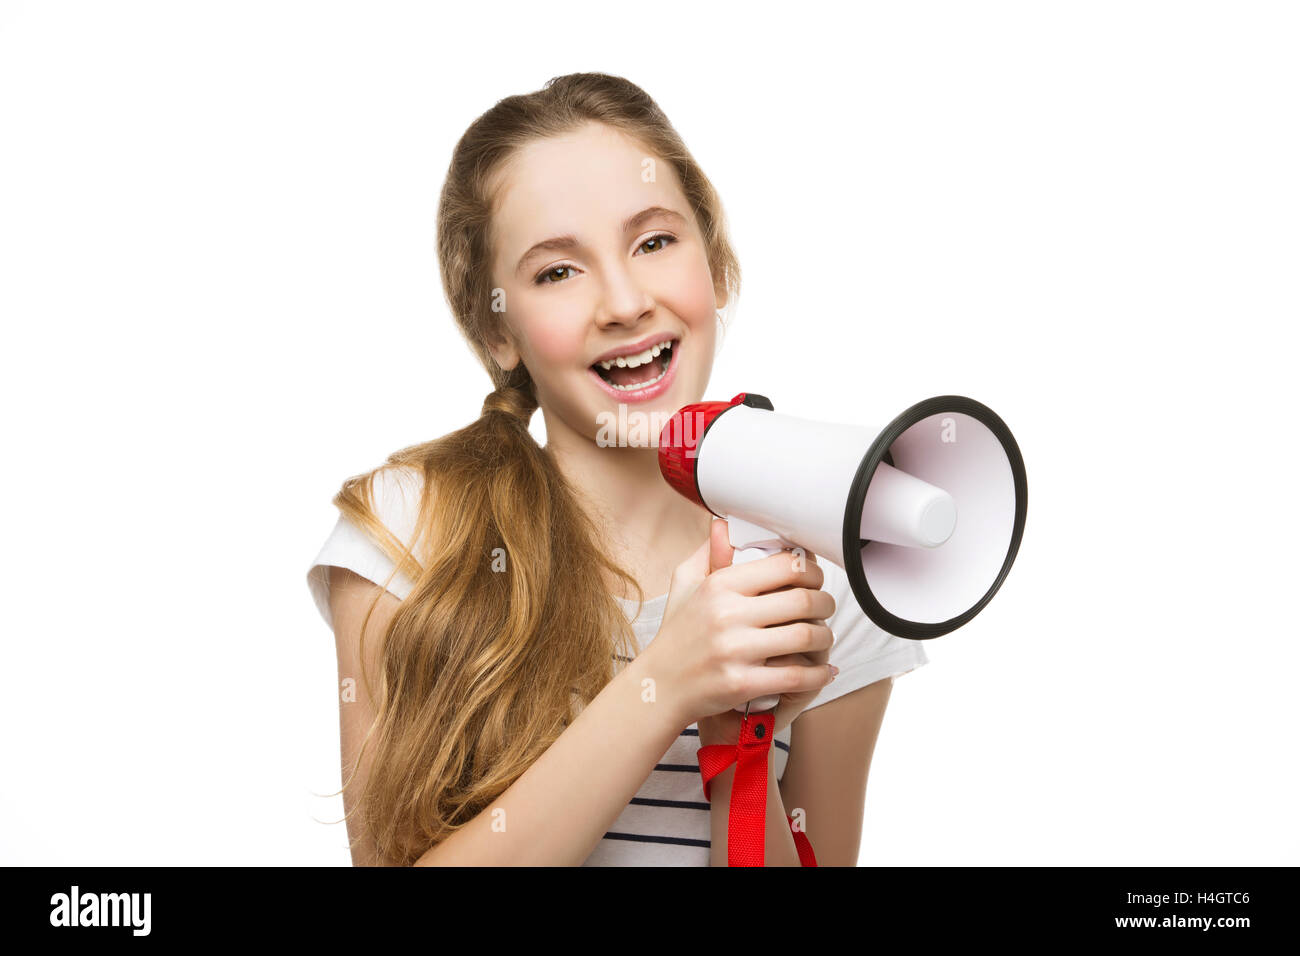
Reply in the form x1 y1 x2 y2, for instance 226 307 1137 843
306 72 928 866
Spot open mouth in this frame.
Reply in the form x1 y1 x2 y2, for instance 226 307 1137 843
590 338 676 392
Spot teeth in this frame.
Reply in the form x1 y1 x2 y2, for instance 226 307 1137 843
607 361 670 391
594 340 674 391
597 338 674 371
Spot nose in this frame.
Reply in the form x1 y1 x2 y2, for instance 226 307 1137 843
593 260 656 331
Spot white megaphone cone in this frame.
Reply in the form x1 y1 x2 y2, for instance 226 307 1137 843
658 392 1028 713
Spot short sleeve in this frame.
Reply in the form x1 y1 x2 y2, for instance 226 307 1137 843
797 559 929 713
306 465 426 631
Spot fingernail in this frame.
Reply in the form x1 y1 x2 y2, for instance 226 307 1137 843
830 665 840 679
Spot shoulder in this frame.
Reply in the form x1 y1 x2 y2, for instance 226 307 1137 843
306 464 430 629
365 464 428 549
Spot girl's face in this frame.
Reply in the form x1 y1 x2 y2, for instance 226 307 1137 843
486 122 724 447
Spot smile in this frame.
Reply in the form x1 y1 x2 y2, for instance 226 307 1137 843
589 338 679 402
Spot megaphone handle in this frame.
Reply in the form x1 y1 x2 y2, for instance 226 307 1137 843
724 516 793 714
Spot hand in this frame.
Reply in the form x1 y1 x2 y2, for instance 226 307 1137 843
696 533 834 744
696 648 833 743
641 517 837 735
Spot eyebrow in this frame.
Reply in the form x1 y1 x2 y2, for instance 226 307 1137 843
514 205 687 277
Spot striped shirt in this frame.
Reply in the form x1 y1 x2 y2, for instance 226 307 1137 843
583 564 927 865
582 587 788 866
307 465 929 865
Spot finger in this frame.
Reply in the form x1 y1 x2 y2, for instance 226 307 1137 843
740 587 836 629
709 548 825 597
764 649 830 669
764 548 819 589
742 620 834 663
746 657 837 700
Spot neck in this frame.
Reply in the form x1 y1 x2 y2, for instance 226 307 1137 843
542 408 712 594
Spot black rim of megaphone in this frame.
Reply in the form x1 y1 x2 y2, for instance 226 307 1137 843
841 395 1028 641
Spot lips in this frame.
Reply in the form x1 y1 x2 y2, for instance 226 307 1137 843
587 336 681 403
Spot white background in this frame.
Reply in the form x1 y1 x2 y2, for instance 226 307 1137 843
1 0 1295 866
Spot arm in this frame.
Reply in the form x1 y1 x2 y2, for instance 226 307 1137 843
696 718 801 866
327 566 688 866
776 676 894 867
699 729 802 867
328 566 390 865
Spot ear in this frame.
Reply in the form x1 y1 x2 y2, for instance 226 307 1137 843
714 282 729 313
484 320 522 373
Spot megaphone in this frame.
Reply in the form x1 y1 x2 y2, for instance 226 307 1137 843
658 393 1027 712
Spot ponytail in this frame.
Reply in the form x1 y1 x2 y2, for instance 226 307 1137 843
480 382 537 423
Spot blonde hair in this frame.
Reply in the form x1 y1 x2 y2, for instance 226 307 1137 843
330 72 741 865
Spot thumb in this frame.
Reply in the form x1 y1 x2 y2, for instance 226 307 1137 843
708 516 734 575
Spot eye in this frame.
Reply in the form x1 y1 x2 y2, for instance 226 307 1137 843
637 232 678 255
535 264 576 285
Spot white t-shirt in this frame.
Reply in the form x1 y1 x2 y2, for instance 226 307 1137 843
306 465 929 866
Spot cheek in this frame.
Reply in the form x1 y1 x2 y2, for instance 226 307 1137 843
521 319 585 370
665 251 720 327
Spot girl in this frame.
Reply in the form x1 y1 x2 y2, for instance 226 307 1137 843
306 72 928 866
